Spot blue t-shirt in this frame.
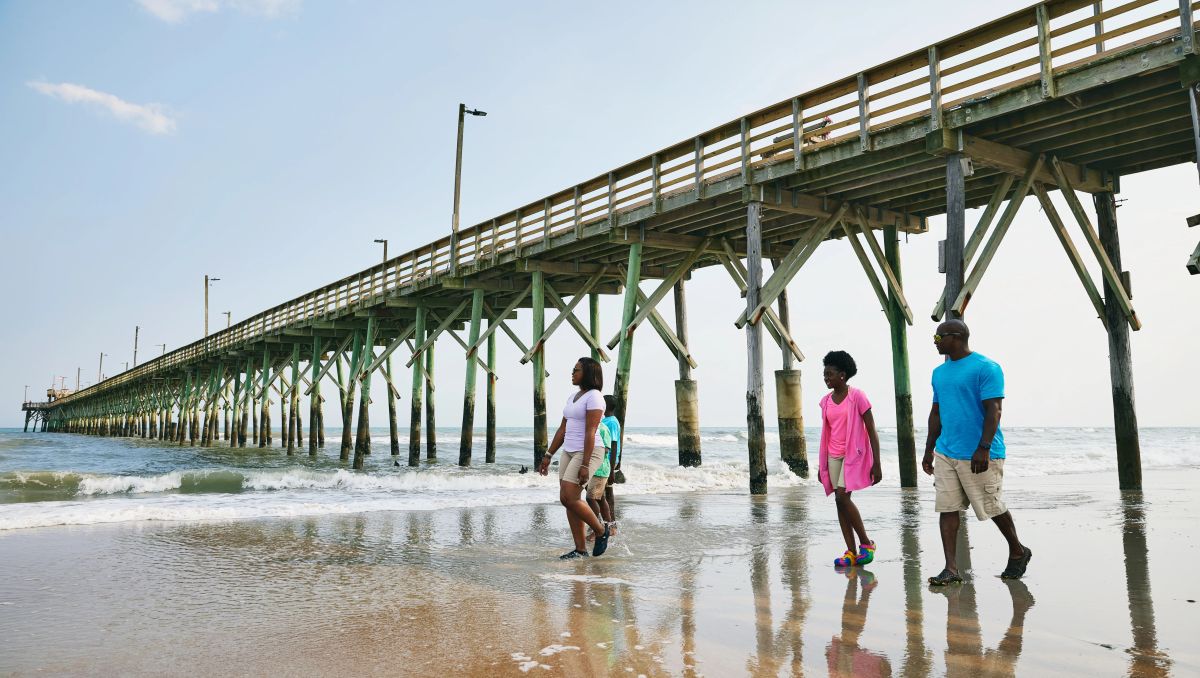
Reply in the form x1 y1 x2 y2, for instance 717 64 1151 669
932 352 1006 460
601 415 621 466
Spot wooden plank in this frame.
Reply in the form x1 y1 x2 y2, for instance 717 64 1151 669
745 201 767 495
1047 156 1141 330
952 155 1044 315
605 237 710 349
735 202 848 328
857 72 871 152
764 190 924 232
839 219 891 315
544 283 611 362
932 173 1015 320
634 284 698 370
849 206 914 324
928 45 943 130
406 298 470 367
520 270 606 363
360 322 417 376
481 300 534 356
927 130 1110 193
303 333 353 396
1032 181 1109 327
465 283 531 355
717 247 805 363
792 97 804 171
1037 3 1057 99
1182 0 1196 55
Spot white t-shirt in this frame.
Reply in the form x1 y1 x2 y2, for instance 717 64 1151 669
562 389 605 452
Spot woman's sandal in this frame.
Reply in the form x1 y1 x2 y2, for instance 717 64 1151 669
928 569 963 586
855 540 876 565
834 549 857 567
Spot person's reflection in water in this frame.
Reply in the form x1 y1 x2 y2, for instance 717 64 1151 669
775 491 811 675
747 498 778 676
899 489 933 678
1121 492 1171 677
933 578 1034 677
678 494 701 677
826 568 892 677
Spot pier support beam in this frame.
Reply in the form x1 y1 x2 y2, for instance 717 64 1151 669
745 201 768 495
288 345 300 455
673 280 701 467
944 152 967 320
354 317 377 469
459 288 485 465
613 243 643 455
425 338 437 460
341 331 361 461
589 292 601 362
772 269 808 478
486 331 497 463
408 307 427 466
387 356 400 456
309 338 323 454
531 271 548 467
1096 191 1142 490
260 350 271 448
885 224 918 487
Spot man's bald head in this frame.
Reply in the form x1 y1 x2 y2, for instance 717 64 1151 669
937 319 969 340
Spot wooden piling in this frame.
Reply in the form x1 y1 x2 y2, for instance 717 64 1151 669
354 316 377 469
944 153 967 319
1096 191 1142 490
310 338 323 454
613 243 643 452
745 201 768 495
885 223 918 487
459 288 485 465
589 292 601 362
387 356 400 456
673 279 702 467
408 306 427 466
240 359 252 447
772 266 807 477
425 338 437 460
259 349 271 448
288 344 299 454
485 330 497 463
531 270 547 467
341 331 361 461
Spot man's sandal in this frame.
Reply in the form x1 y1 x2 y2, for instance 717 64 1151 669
928 569 963 586
1000 546 1032 579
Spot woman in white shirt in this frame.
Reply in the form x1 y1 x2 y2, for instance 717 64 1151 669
537 357 612 558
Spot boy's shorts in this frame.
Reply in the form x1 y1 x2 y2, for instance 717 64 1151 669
587 474 608 500
933 451 1007 520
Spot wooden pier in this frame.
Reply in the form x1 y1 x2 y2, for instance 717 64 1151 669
27 0 1200 492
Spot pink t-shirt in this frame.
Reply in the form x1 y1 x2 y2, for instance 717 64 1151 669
562 389 605 451
823 394 855 459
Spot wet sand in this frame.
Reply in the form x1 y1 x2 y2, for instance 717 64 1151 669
1 468 1196 677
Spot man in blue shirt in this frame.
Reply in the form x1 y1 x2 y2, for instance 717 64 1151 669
922 319 1031 585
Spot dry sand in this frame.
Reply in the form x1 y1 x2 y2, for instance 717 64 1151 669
1 468 1196 676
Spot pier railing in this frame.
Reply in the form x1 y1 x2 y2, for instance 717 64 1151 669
53 0 1196 406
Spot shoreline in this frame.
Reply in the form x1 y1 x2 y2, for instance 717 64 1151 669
1 468 1196 676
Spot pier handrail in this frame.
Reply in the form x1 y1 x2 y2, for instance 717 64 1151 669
51 0 1196 407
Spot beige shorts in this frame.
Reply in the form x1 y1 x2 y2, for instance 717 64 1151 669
933 451 1007 521
826 456 847 489
557 448 604 486
587 474 608 500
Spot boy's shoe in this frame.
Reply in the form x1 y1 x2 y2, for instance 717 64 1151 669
856 540 876 565
834 549 857 567
592 524 611 557
559 550 589 560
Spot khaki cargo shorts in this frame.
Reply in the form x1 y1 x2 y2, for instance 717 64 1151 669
933 451 1007 521
587 474 608 500
557 448 604 486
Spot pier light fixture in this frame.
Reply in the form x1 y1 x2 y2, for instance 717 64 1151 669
98 353 108 383
450 103 488 275
204 275 221 338
156 343 166 356
222 311 231 329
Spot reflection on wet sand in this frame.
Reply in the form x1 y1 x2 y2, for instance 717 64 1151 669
826 568 892 677
1122 492 1171 678
932 571 1035 677
900 490 934 678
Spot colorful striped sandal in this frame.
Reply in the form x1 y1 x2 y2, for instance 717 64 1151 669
855 541 877 565
834 549 857 567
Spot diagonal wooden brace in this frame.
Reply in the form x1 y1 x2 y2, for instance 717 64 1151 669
405 339 434 385
606 238 710 349
1188 239 1200 275
717 247 805 363
850 206 913 324
523 271 607 364
465 283 531 355
932 174 1015 320
406 298 470 367
735 202 848 328
544 284 610 362
253 355 293 401
952 154 1044 315
1031 182 1108 329
1046 156 1141 331
304 333 354 396
840 220 890 315
428 313 495 376
360 322 417 378
636 285 698 370
482 301 533 357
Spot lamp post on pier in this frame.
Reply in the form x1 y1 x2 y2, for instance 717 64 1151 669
133 325 140 367
222 311 231 329
98 353 108 384
24 385 29 403
374 239 388 289
156 344 166 357
204 275 220 337
450 103 487 275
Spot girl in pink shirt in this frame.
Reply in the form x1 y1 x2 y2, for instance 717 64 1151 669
818 351 883 568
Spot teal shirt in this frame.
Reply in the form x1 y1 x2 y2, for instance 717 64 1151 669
932 352 1006 460
601 415 621 466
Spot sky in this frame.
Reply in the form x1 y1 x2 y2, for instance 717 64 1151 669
1 0 1198 431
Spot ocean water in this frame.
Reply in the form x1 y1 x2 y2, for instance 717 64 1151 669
1 426 1197 531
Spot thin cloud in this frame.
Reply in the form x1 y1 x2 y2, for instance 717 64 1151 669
28 81 177 135
137 0 299 23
